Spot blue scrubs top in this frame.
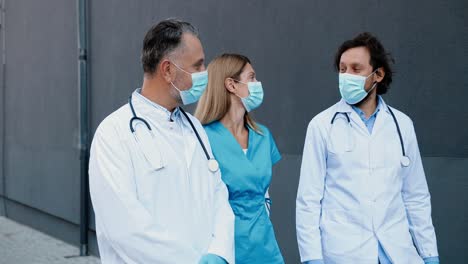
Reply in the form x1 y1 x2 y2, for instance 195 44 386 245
204 121 284 264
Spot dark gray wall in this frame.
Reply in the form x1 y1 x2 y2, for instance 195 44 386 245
0 0 5 216
2 0 80 223
0 0 467 263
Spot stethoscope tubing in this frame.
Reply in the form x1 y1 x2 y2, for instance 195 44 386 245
330 106 408 163
128 95 212 161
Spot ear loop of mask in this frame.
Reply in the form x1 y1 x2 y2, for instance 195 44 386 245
170 62 190 92
172 62 191 75
170 81 181 92
229 78 249 99
367 81 378 94
366 69 379 93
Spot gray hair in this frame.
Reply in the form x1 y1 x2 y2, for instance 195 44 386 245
141 18 198 74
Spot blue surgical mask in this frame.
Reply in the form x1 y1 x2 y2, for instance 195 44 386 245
339 70 377 105
236 81 264 112
171 63 208 105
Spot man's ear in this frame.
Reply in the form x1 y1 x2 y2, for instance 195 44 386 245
224 78 237 93
375 67 385 83
160 60 175 83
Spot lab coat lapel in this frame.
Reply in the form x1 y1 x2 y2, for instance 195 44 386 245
371 98 391 138
336 99 369 135
132 89 173 121
132 90 185 166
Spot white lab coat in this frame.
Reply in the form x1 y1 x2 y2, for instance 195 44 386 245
296 98 438 264
89 89 235 264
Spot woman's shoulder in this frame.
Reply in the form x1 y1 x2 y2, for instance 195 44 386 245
202 120 222 136
202 119 218 128
252 122 272 137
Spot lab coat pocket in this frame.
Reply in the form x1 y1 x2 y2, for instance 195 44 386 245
327 122 355 155
321 210 364 255
133 160 165 213
384 136 404 173
129 133 165 210
133 125 164 170
326 150 354 171
323 210 362 233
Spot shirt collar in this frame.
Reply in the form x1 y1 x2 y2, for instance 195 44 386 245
132 88 181 121
351 96 382 120
336 95 388 115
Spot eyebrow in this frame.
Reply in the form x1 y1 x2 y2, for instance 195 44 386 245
193 58 204 67
342 62 364 68
340 62 363 67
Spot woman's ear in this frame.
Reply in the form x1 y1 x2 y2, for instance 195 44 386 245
375 67 385 83
224 78 237 93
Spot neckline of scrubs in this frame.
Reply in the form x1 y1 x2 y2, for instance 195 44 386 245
215 121 255 161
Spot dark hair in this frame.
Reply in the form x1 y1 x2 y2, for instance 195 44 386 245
141 19 198 74
334 32 394 94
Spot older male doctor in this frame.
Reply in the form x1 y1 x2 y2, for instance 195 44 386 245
89 19 234 264
296 32 439 264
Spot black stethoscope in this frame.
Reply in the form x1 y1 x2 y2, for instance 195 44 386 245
128 94 219 172
330 106 410 167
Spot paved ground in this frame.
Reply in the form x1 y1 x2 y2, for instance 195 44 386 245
0 217 100 264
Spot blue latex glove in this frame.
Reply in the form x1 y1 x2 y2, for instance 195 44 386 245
424 256 440 264
198 254 228 264
302 260 324 264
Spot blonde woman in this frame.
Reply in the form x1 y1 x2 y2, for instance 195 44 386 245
195 53 284 263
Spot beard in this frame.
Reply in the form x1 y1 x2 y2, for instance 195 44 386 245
353 91 372 107
353 83 378 107
169 83 183 104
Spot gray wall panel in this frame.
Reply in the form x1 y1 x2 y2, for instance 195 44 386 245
0 0 5 204
270 154 302 263
89 1 148 132
3 0 79 223
4 198 99 256
423 157 468 263
6 147 80 223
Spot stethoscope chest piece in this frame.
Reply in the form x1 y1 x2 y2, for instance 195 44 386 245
208 159 219 173
401 156 411 167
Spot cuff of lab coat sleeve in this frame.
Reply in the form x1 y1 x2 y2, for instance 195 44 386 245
423 256 439 264
207 244 234 264
302 260 324 264
299 242 323 263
